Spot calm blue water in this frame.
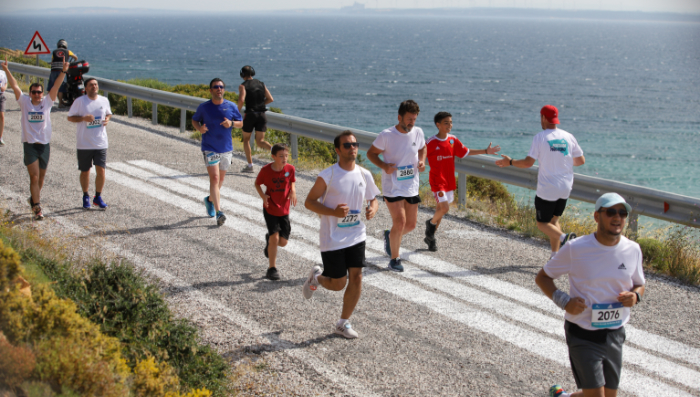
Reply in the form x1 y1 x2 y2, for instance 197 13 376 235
2 14 699 204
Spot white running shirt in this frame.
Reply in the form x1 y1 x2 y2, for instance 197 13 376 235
544 234 645 330
318 164 381 252
18 94 55 144
68 95 112 150
527 128 583 201
372 126 426 198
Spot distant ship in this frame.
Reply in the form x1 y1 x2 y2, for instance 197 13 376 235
341 2 365 11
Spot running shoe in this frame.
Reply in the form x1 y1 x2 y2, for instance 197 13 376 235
93 196 108 209
424 236 437 252
266 267 280 281
0 138 5 146
203 196 215 217
302 265 322 299
264 233 270 258
333 321 359 339
549 384 569 397
383 229 391 257
562 233 577 245
82 195 91 209
425 219 436 240
241 164 254 173
216 211 227 226
388 258 404 272
32 204 44 221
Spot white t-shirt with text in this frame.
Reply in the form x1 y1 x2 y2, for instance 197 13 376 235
68 95 112 150
372 126 426 198
318 164 381 252
544 234 645 330
527 128 583 201
0 71 7 90
19 94 55 144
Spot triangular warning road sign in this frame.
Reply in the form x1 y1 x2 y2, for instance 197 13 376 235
24 31 51 55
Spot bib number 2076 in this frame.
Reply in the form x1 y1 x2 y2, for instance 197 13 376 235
591 302 623 329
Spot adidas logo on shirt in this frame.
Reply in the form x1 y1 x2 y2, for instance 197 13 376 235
618 263 627 270
359 182 364 187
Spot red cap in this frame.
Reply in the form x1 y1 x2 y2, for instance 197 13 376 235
540 105 560 124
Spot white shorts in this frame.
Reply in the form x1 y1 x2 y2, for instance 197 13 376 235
202 151 233 171
433 190 454 204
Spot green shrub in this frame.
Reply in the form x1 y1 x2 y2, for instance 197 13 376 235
0 239 22 292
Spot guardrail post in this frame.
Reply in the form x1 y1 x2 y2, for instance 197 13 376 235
152 102 158 125
628 212 639 240
127 97 133 118
103 90 108 99
180 108 186 133
458 172 467 207
290 133 298 160
25 75 30 85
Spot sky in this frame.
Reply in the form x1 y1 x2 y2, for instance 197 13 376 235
3 0 700 14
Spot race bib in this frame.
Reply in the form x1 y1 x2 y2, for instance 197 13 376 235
28 112 44 123
87 116 102 129
206 152 221 166
396 165 415 181
591 302 624 329
338 210 360 228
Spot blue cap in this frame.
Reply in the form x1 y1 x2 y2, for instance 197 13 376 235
595 192 632 212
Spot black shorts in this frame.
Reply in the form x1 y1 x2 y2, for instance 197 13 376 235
263 209 291 240
320 241 366 279
535 196 567 223
23 143 50 169
384 195 421 204
565 321 625 390
77 149 107 171
242 112 267 133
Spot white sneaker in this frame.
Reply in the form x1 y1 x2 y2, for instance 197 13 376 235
0 138 5 146
302 265 322 299
334 321 359 339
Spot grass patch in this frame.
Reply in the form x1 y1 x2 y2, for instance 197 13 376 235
638 226 700 285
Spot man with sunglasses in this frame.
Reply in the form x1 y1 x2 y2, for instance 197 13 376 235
303 131 380 339
496 105 585 259
192 78 243 226
536 193 645 397
1 57 68 220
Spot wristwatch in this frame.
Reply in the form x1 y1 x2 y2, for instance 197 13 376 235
634 291 641 305
509 159 513 166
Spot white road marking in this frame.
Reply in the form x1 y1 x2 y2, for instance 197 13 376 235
107 162 700 395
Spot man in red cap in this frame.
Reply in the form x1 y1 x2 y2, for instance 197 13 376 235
496 105 585 259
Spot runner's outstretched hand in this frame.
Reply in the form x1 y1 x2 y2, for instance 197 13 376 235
1 56 8 72
486 142 501 155
496 155 512 167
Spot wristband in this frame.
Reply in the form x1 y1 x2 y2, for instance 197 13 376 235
634 291 641 305
552 289 571 311
509 159 513 166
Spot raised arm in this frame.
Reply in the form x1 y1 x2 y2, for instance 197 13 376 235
1 57 22 101
496 155 536 168
48 58 68 102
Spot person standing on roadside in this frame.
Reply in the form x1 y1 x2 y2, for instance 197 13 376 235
424 111 501 251
192 78 243 226
2 57 68 219
536 193 645 397
0 64 7 146
367 99 426 272
496 105 585 259
255 143 297 280
67 77 113 210
48 39 78 107
303 131 380 339
237 65 274 173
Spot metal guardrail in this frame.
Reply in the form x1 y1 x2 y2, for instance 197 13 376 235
9 62 699 231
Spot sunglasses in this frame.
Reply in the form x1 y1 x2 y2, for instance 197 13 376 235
599 208 629 218
31 90 43 95
342 142 360 149
211 85 225 90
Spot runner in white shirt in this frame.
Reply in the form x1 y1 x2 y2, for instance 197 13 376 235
303 131 380 339
67 78 113 210
0 67 7 146
536 193 645 397
1 56 68 220
367 100 426 272
496 105 585 258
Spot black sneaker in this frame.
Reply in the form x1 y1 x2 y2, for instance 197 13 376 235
266 267 280 281
425 219 436 240
424 236 437 252
264 233 270 258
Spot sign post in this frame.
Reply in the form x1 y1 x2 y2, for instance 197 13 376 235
24 31 51 68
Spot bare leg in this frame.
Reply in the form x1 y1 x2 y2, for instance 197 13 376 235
242 132 253 164
341 267 363 320
94 166 106 193
537 215 564 252
27 161 41 203
218 169 227 188
267 233 288 268
385 200 406 259
317 275 346 292
255 130 272 152
206 166 221 212
80 170 91 193
0 112 5 141
431 201 450 228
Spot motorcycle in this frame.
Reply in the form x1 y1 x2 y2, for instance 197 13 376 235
62 59 90 107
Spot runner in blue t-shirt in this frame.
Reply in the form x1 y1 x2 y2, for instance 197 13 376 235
192 78 243 226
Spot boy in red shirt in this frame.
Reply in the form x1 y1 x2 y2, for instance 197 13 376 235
255 143 297 280
424 112 501 251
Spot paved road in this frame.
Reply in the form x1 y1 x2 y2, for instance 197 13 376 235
1 94 699 396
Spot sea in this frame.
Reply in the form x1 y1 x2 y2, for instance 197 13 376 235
1 12 699 223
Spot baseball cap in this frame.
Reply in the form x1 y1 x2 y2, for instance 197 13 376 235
540 105 560 124
595 193 632 212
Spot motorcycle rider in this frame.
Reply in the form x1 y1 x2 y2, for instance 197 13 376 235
48 40 78 107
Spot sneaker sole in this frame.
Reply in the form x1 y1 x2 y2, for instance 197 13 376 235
423 237 437 252
217 215 227 226
302 266 321 299
334 329 358 339
387 263 404 272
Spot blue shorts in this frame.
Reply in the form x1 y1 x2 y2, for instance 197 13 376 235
48 70 67 93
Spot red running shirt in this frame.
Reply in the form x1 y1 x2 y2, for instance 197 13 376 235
426 134 469 192
255 163 296 216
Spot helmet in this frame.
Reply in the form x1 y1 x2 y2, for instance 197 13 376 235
57 39 68 49
240 65 255 78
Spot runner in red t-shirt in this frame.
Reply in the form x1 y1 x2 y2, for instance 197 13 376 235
424 112 501 251
255 143 297 280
